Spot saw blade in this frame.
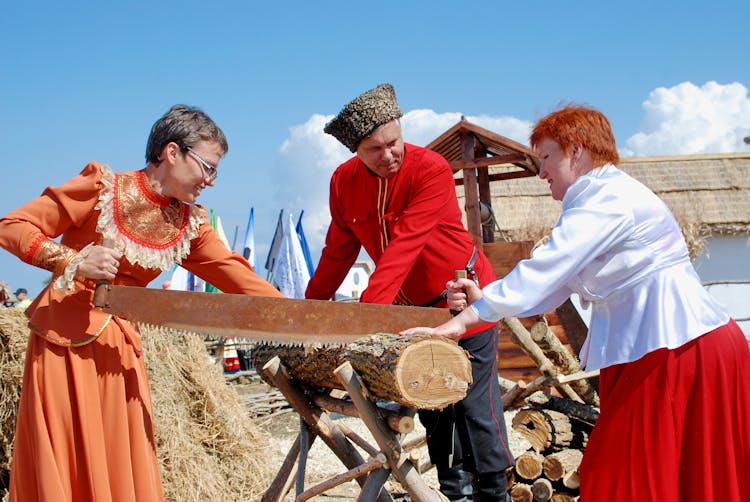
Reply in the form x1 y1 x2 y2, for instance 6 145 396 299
94 285 451 346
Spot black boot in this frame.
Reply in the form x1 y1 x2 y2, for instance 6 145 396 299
473 471 509 502
436 462 474 502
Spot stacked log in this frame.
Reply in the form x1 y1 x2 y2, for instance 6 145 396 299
507 390 593 501
498 312 598 501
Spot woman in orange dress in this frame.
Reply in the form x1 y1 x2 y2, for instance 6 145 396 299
0 104 282 501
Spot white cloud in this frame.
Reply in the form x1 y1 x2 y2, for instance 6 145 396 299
273 110 533 257
622 81 750 157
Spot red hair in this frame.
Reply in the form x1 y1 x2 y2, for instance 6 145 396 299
530 104 619 166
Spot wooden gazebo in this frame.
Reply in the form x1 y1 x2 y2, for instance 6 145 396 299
427 117 539 245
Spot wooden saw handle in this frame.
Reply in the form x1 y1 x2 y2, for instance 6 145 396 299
449 270 467 316
93 237 116 308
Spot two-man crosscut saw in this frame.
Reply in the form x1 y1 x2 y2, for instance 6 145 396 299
93 284 451 346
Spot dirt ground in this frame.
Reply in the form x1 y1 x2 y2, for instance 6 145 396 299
234 379 531 501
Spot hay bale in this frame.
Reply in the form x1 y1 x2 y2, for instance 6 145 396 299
0 311 275 501
141 324 275 501
0 309 28 497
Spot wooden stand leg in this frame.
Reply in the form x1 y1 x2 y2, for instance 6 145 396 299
261 356 393 502
261 431 318 502
335 361 445 502
296 453 387 501
296 416 310 497
358 467 393 502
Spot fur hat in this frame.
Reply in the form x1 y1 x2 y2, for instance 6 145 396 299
324 83 403 152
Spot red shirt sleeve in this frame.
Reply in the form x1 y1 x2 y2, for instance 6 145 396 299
305 170 361 300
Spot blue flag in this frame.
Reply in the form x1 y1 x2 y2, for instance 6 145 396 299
242 208 257 270
295 210 315 277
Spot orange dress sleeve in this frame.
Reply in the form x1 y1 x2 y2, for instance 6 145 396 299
0 162 103 274
181 211 285 298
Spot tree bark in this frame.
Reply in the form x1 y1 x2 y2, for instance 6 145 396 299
529 321 599 407
252 334 472 410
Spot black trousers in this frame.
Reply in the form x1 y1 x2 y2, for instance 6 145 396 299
418 325 514 475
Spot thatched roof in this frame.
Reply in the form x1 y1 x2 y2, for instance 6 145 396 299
457 152 750 239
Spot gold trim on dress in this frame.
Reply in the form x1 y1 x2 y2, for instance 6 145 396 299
29 314 113 348
94 165 205 270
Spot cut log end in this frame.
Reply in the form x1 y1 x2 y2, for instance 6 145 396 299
394 336 472 410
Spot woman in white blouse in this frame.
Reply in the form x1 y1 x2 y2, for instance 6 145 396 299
402 105 750 502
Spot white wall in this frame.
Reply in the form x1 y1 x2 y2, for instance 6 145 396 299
693 235 750 282
693 235 750 337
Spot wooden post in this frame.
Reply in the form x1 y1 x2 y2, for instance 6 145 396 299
295 454 387 502
261 432 312 502
312 393 415 434
461 130 483 248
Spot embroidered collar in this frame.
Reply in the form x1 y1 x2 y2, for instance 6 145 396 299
94 165 205 270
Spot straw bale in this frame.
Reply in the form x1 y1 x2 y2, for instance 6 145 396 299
0 309 28 497
0 312 275 502
140 324 275 501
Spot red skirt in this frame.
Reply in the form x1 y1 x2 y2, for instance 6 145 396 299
579 320 750 502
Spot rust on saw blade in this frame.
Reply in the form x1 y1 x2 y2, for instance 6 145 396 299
94 285 451 345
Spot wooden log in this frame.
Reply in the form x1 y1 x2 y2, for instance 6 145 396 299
526 393 599 426
542 449 583 482
501 318 583 403
253 334 472 410
502 379 529 409
529 321 599 407
514 450 544 480
512 409 573 453
312 393 415 433
531 478 554 502
562 469 580 490
510 483 533 502
551 493 578 502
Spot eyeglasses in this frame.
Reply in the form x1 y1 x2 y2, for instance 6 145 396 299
184 146 218 182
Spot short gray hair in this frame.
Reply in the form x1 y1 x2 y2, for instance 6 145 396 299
145 104 228 163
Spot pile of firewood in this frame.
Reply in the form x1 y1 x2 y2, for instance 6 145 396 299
506 392 598 501
497 315 601 502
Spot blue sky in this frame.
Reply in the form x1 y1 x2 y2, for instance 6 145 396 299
2 0 749 297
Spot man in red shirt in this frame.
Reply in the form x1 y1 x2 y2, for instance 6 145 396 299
306 84 513 501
